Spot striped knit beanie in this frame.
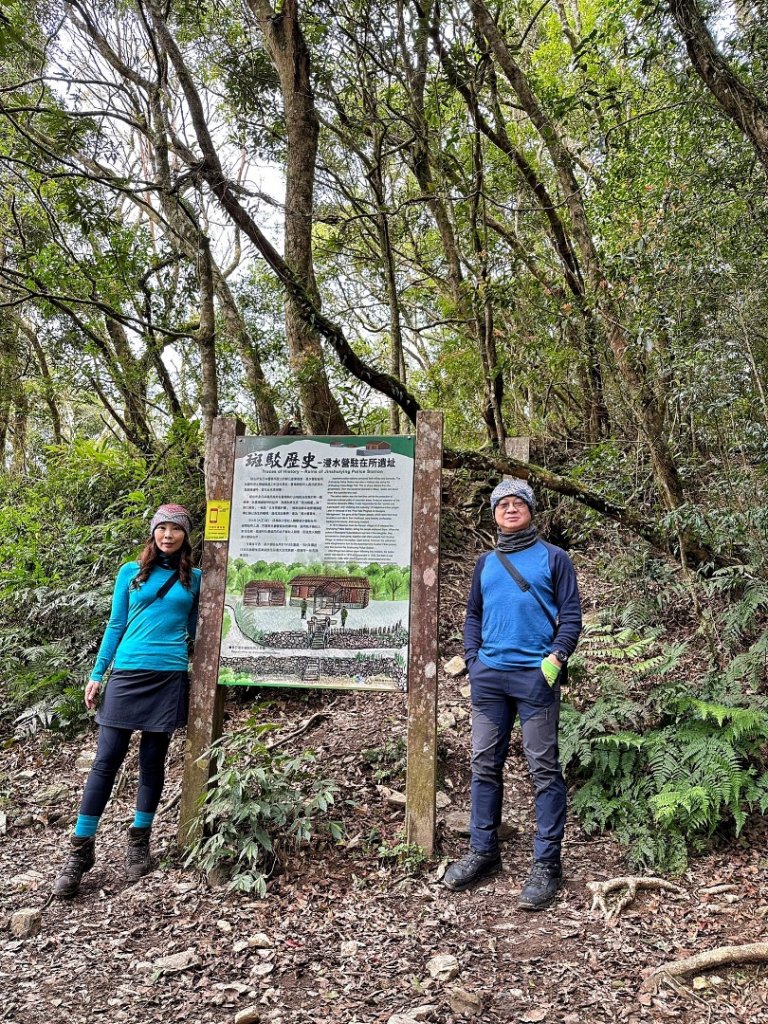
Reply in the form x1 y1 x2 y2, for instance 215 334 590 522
489 479 536 515
150 503 192 538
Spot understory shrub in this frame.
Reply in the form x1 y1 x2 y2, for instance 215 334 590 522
563 609 768 873
185 716 342 895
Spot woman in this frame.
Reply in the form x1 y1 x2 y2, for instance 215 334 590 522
53 503 202 898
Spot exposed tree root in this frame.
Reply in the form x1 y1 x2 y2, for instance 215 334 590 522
587 875 686 922
266 708 334 751
643 943 768 991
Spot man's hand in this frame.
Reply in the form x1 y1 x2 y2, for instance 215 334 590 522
541 657 561 687
85 681 100 710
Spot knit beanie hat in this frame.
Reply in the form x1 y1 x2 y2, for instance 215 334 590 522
490 479 536 515
150 503 192 539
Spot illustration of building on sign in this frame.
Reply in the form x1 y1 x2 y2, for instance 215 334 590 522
288 575 370 612
243 580 286 607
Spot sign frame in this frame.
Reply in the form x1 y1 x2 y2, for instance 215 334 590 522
179 411 442 856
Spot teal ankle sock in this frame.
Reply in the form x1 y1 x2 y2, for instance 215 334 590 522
74 814 100 838
133 810 155 829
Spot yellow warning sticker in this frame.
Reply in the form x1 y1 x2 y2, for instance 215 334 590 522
204 500 231 541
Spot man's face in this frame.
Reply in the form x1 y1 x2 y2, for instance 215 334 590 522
494 497 532 534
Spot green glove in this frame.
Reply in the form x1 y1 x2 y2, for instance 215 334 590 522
540 658 560 687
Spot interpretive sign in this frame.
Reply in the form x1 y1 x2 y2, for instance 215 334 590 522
218 435 415 692
179 414 442 856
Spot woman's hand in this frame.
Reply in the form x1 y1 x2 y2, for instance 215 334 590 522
85 681 100 710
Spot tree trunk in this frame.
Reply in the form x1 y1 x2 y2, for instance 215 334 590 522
470 0 685 508
246 0 348 434
196 235 219 455
668 0 768 172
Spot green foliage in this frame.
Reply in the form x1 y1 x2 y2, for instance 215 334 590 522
375 837 427 875
185 715 341 895
563 615 768 872
361 737 407 783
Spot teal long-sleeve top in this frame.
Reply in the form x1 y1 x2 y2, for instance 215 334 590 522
90 561 202 682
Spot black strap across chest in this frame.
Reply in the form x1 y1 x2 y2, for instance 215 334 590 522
125 570 180 631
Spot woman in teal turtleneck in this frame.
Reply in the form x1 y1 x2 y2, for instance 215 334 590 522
53 504 201 899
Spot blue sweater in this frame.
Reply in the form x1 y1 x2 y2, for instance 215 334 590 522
464 541 582 670
90 561 202 682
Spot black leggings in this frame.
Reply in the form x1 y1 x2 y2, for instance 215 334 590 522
79 726 171 817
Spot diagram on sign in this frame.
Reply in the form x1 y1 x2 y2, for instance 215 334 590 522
219 436 415 691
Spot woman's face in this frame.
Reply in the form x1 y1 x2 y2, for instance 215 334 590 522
154 521 186 555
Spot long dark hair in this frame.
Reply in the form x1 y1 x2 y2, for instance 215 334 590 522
131 538 194 590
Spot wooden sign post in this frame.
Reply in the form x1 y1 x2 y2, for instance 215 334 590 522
405 411 443 857
178 416 244 844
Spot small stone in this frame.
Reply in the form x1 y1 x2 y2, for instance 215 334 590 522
340 940 360 957
233 940 250 953
10 908 41 939
435 791 452 809
409 1005 438 1021
447 988 485 1016
75 752 95 771
152 949 199 974
13 813 35 828
444 811 470 835
437 711 456 730
443 656 467 678
250 962 274 978
692 976 709 991
385 790 409 806
426 954 459 981
32 784 69 806
459 684 471 699
216 919 232 933
206 864 231 887
234 1006 261 1024
247 933 272 948
10 870 45 890
498 822 516 841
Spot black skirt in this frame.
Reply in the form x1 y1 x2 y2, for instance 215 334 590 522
96 669 190 732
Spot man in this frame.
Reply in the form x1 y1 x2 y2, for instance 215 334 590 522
443 479 582 909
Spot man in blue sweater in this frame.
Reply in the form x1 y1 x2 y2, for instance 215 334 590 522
443 479 582 908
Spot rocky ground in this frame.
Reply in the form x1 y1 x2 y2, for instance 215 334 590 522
2 513 767 1024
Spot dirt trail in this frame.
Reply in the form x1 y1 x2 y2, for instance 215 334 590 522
2 517 767 1023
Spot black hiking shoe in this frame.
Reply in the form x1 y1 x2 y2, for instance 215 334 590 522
53 835 96 899
442 849 502 891
517 860 563 910
126 826 152 882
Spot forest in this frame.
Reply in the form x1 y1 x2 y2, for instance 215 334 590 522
2 2 768 1022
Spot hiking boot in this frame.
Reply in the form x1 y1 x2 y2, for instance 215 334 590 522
53 835 96 898
126 826 152 882
442 848 502 891
517 860 563 910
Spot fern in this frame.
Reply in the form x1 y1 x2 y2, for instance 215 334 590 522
564 690 768 870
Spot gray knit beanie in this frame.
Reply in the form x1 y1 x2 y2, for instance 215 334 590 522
490 479 536 515
150 503 192 539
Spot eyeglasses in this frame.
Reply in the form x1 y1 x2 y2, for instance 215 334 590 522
496 500 528 512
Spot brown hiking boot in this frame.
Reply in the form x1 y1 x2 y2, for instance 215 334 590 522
53 835 96 898
126 826 152 881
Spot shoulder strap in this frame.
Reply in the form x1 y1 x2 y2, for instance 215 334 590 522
124 570 180 631
494 549 557 631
